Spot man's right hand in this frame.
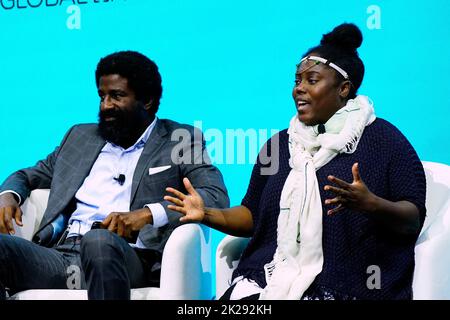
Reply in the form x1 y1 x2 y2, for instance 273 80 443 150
0 193 23 235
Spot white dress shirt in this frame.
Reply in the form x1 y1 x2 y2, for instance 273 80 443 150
2 118 168 248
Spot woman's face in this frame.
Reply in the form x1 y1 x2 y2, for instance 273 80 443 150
292 58 347 126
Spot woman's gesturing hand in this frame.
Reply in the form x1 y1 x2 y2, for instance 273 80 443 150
324 163 377 215
164 177 206 222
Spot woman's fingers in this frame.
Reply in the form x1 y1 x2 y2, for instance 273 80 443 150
325 196 347 205
324 185 351 197
165 187 186 200
164 195 184 207
167 205 187 215
183 178 198 196
327 204 344 215
352 162 361 182
327 175 351 189
179 215 191 222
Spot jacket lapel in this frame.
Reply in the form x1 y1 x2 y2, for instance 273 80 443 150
39 132 106 230
70 134 107 195
130 120 168 204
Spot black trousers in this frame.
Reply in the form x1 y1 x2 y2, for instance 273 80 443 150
0 229 161 300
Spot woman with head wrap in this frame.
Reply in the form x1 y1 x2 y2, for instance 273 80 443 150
165 23 426 300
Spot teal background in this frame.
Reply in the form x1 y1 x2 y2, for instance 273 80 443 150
1 0 449 297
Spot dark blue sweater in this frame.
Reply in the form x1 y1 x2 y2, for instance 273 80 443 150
234 118 426 300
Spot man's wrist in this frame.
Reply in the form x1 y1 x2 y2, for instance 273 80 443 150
0 191 20 204
145 203 168 227
0 191 20 206
142 207 153 225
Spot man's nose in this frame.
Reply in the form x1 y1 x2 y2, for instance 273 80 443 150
101 96 114 110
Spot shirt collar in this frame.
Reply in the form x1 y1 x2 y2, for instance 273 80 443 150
135 116 157 147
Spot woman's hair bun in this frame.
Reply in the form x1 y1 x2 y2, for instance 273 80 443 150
320 23 363 52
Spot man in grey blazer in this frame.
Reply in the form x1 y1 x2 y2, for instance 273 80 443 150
0 51 229 299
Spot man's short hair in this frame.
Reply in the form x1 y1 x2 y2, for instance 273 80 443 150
95 51 163 116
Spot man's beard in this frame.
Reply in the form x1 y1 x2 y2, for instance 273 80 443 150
98 102 150 148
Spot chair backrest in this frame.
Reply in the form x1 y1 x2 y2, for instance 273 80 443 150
413 161 450 299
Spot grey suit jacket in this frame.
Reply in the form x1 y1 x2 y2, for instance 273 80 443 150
0 119 229 253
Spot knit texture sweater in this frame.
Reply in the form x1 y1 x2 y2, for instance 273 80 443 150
234 118 426 300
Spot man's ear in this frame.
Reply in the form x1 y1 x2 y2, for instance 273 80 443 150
339 81 351 99
144 99 154 111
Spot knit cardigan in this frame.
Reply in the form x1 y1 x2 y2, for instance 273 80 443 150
234 118 426 300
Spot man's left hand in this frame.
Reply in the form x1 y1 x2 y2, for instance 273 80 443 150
101 208 153 239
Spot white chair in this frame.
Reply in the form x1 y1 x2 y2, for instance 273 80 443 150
413 161 450 299
215 161 450 300
215 235 249 299
10 189 212 300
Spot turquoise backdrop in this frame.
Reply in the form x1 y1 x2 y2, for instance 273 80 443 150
1 0 449 297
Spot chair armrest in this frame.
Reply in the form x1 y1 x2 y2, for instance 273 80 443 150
159 223 212 300
215 235 250 299
413 161 450 299
419 161 450 236
414 225 450 299
14 189 50 241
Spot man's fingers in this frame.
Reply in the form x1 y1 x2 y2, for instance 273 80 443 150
183 178 198 196
107 214 118 232
6 214 15 235
14 207 23 227
165 187 186 201
102 214 113 228
117 219 125 237
3 207 15 235
163 195 184 207
0 208 8 234
352 163 361 182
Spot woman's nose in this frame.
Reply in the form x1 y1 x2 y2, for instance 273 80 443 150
294 81 306 93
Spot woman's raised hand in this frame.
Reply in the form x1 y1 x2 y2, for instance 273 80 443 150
164 177 206 222
324 163 377 215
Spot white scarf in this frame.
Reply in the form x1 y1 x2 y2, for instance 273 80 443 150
260 95 376 300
